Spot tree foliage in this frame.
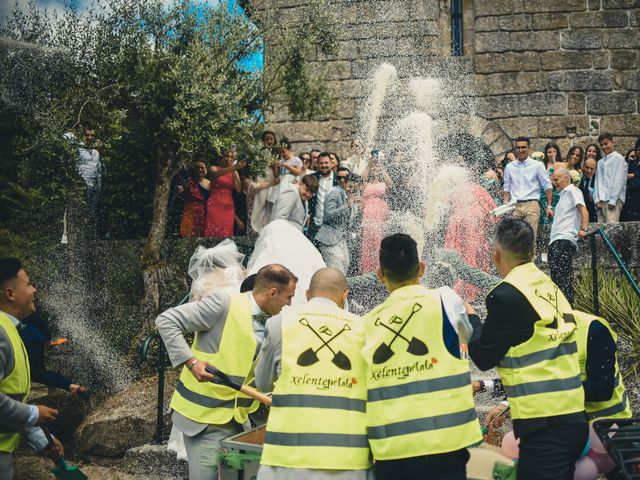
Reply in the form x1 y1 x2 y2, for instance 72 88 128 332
0 0 339 253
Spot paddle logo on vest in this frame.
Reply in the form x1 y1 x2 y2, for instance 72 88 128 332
372 302 429 364
297 318 352 371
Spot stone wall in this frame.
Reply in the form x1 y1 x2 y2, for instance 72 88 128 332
265 0 640 157
471 0 640 154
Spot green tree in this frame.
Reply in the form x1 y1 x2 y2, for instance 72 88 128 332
0 0 339 347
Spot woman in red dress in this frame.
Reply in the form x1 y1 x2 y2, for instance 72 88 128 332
204 148 245 238
179 161 210 237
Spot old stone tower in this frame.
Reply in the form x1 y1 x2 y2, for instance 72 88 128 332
265 0 640 158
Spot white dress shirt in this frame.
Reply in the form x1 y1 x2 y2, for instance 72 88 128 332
503 158 552 201
594 151 627 206
549 184 585 247
314 172 335 225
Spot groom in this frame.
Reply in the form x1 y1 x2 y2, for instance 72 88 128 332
314 168 359 273
271 174 319 231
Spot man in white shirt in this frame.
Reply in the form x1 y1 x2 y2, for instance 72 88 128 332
594 132 627 223
548 169 589 305
503 137 552 240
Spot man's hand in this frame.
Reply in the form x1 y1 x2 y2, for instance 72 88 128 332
608 203 616 210
472 381 482 395
42 437 64 460
35 405 59 425
578 230 587 240
189 359 215 382
464 302 476 316
69 384 88 399
596 202 602 209
545 206 554 219
485 404 509 434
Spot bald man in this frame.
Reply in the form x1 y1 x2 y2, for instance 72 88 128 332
548 168 589 304
256 268 373 480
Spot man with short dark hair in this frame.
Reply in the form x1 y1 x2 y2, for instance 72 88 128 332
362 234 481 480
579 157 598 222
310 149 321 170
595 132 627 223
271 174 319 231
156 264 298 480
0 258 63 480
308 152 338 240
256 267 372 479
468 218 588 480
314 167 359 273
503 137 552 240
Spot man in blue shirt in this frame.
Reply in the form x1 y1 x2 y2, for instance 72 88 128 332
503 137 552 240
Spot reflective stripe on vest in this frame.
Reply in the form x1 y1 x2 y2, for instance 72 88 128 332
265 431 369 448
261 302 371 470
495 263 585 421
499 341 578 369
0 312 31 453
272 394 365 412
363 285 482 460
573 310 632 422
170 293 259 425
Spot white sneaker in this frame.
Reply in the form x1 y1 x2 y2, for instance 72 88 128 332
61 234 68 244
540 252 548 263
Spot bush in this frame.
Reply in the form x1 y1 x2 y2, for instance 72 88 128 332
575 266 640 380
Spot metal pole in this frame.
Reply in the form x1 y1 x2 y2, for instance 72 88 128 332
598 227 640 300
155 341 166 443
590 234 600 316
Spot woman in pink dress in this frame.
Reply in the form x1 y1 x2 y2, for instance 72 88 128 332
361 151 392 273
204 148 244 238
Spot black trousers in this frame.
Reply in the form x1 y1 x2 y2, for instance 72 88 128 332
517 423 588 480
548 239 577 305
375 448 470 480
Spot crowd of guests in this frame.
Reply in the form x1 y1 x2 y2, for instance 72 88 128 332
171 133 390 277
171 130 640 292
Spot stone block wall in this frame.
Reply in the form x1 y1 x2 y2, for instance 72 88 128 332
264 0 640 158
469 0 640 154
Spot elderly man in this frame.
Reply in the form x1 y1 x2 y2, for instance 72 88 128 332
314 168 360 274
256 268 372 479
548 169 589 305
0 258 62 480
503 137 553 240
271 175 319 231
156 264 297 480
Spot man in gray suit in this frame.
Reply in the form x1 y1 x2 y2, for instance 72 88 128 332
271 174 319 231
315 168 359 273
156 264 297 480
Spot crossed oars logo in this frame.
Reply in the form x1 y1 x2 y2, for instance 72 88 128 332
372 303 428 364
297 318 352 371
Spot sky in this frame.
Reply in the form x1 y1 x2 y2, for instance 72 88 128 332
0 0 263 70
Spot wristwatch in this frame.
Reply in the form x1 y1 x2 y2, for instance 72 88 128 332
580 227 588 232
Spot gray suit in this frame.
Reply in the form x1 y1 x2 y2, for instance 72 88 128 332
155 292 266 480
271 186 306 231
315 186 350 272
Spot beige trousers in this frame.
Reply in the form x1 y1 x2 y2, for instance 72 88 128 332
510 200 541 240
597 200 623 224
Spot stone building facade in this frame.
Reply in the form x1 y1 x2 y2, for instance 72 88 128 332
266 0 640 158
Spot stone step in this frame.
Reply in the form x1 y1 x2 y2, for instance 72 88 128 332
123 443 188 479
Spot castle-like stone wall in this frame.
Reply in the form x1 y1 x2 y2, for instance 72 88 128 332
266 0 640 157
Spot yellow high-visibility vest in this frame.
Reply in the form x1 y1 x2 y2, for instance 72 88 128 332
261 301 371 470
170 293 259 425
573 310 632 422
496 263 585 420
0 312 31 453
363 285 482 460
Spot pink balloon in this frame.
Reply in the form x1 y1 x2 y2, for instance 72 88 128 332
501 430 520 459
588 424 607 454
588 450 615 474
574 456 598 480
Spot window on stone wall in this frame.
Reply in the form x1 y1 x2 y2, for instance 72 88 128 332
451 0 463 56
